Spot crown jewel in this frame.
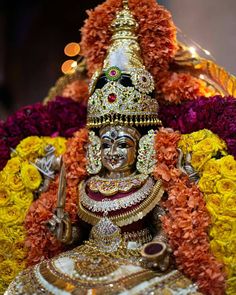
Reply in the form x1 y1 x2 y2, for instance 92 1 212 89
87 0 161 129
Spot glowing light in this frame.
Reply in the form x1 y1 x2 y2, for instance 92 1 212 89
61 60 76 74
189 46 196 56
64 42 80 57
204 49 211 56
71 61 77 68
199 74 205 80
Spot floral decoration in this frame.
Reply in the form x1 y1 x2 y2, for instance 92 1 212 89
154 128 225 295
179 129 236 294
159 96 236 158
62 79 89 106
159 72 215 103
25 128 88 266
0 136 66 292
0 96 87 171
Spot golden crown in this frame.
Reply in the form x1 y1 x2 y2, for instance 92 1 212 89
87 0 161 129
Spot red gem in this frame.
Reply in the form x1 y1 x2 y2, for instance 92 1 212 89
108 93 117 103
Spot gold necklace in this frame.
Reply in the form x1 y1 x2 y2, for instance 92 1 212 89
81 177 154 213
87 173 149 196
78 179 164 227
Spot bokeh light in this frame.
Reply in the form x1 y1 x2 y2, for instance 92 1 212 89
61 59 77 74
64 42 80 57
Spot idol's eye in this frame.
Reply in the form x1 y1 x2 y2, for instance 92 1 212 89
102 143 111 149
118 142 130 149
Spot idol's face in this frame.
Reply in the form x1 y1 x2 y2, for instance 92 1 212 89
100 127 139 176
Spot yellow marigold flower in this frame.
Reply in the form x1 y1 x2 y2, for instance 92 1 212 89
193 136 226 155
191 151 212 171
0 259 21 286
0 235 13 258
4 157 22 174
190 129 210 143
4 225 26 242
7 174 25 192
210 216 234 241
9 191 33 209
0 171 5 185
178 136 195 154
21 164 42 190
44 137 67 156
223 193 236 218
0 186 11 207
0 206 24 226
227 277 236 295
205 193 223 215
15 136 43 159
198 175 216 193
12 241 28 260
210 239 226 261
219 155 236 180
216 178 236 195
227 235 236 257
202 158 221 176
223 256 236 277
206 204 219 222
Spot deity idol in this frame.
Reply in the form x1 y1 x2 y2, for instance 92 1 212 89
2 0 236 294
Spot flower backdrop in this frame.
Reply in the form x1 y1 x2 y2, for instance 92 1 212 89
0 136 67 292
178 130 236 294
0 96 87 171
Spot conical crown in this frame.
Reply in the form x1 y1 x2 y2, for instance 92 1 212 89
87 0 161 129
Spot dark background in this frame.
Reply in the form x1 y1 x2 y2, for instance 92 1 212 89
0 0 235 119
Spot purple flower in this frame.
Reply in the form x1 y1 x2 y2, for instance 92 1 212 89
159 96 236 159
4 103 48 147
0 97 87 171
47 96 87 137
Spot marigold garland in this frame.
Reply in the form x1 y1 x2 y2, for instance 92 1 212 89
0 136 66 292
25 128 88 266
159 72 215 103
154 128 225 295
179 130 236 294
62 79 89 106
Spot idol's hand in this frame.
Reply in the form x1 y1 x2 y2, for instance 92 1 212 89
47 208 72 244
140 241 172 271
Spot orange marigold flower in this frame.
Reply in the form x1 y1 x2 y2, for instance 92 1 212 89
154 128 226 295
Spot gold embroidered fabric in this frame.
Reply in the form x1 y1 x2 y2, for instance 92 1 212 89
6 243 201 295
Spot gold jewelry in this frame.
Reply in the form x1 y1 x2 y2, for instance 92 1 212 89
86 131 102 174
78 179 164 227
90 216 122 253
81 177 154 213
123 228 153 246
87 173 148 196
137 130 157 175
87 81 160 128
87 0 161 129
